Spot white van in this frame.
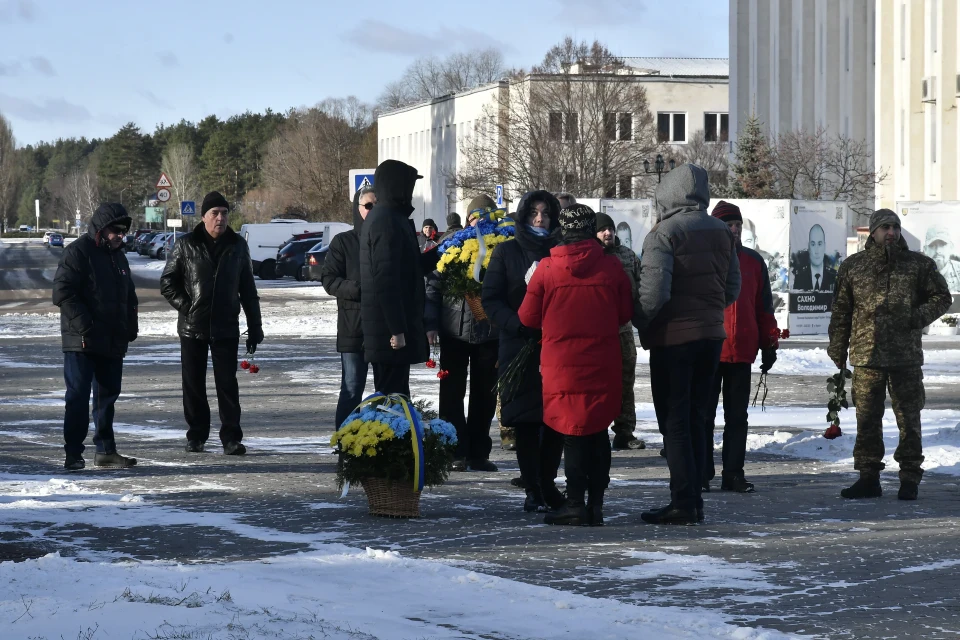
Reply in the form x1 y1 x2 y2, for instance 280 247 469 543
239 219 351 279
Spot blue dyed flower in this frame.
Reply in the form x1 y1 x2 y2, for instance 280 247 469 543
427 418 458 446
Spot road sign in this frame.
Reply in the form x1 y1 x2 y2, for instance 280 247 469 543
348 168 375 202
167 218 183 228
156 173 173 189
145 207 165 223
157 188 171 202
181 201 196 216
495 184 504 207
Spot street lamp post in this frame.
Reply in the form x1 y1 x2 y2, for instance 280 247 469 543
643 154 676 183
120 187 128 207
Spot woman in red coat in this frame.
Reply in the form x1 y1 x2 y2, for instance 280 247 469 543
519 204 633 526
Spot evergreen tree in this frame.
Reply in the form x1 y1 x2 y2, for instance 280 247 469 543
729 113 775 198
97 123 159 208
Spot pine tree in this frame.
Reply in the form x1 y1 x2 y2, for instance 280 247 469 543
729 113 775 198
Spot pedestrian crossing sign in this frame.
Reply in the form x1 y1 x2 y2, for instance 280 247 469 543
181 201 196 216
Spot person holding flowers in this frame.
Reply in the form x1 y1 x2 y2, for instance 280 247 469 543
519 204 633 526
703 201 780 494
481 191 565 513
424 195 501 472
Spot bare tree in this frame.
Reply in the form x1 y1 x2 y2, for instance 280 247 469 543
262 97 374 221
0 113 19 234
62 165 100 225
455 73 659 201
533 37 623 74
678 129 729 192
376 48 506 111
161 142 200 214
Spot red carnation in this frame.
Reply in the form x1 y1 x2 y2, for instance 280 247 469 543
240 360 250 370
249 364 260 374
823 424 842 439
781 329 790 339
437 369 450 380
425 359 437 369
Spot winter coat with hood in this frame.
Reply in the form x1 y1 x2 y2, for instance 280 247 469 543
359 160 429 365
827 234 951 368
519 239 633 436
480 190 560 425
720 245 779 363
634 164 741 350
160 222 262 341
321 191 364 353
53 203 138 358
424 270 499 344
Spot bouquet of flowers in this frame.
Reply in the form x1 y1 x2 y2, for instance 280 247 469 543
435 208 515 319
332 394 458 496
824 368 851 439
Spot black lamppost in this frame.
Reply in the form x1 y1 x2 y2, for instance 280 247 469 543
643 154 676 183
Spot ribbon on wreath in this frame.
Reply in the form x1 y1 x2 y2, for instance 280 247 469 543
340 392 425 493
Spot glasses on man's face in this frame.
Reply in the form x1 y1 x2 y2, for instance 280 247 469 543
361 202 374 211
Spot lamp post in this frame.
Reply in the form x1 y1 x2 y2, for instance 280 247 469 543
643 154 676 183
120 187 128 207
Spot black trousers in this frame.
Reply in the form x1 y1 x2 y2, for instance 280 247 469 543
438 338 498 462
705 362 753 480
563 430 612 505
63 352 123 456
180 336 242 445
372 363 411 397
514 421 564 494
649 339 722 511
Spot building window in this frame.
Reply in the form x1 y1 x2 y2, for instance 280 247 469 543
704 113 729 142
657 112 687 143
619 113 633 141
549 112 563 141
565 112 579 142
618 175 633 199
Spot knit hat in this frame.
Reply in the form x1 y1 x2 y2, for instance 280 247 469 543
422 218 437 229
559 204 597 242
201 191 230 216
869 208 901 234
711 200 743 223
924 224 952 247
466 194 496 219
595 212 615 232
446 212 462 228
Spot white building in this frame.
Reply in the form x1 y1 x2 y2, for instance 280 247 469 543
377 59 728 228
730 0 959 214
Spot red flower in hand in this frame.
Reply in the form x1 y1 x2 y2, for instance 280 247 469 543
823 424 842 439
249 364 260 374
781 329 790 339
437 369 450 380
240 360 250 370
425 359 437 369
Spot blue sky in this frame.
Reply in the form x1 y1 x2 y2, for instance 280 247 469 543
0 0 728 146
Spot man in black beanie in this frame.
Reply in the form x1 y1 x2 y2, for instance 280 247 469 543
419 218 439 252
161 191 263 455
439 213 462 243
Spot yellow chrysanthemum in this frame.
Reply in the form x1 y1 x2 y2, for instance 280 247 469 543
365 447 377 457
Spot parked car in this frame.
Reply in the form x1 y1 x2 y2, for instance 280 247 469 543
48 233 64 248
304 242 329 281
136 232 159 255
18 225 32 233
276 233 325 280
42 231 54 244
147 233 170 258
239 220 350 279
160 232 185 259
148 232 184 259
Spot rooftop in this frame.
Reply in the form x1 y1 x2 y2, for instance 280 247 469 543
602 57 729 77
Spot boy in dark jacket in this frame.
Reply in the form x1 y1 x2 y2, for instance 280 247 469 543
53 203 138 470
322 187 373 429
705 201 779 493
519 205 632 526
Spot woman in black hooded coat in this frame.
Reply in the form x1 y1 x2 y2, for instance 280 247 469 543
481 190 564 512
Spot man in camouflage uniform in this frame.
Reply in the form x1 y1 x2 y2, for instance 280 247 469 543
828 209 951 500
596 212 645 450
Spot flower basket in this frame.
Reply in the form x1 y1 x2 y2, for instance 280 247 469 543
361 477 421 518
436 208 515 304
333 394 456 518
464 293 488 322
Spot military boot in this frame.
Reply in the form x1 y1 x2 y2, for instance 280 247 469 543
898 480 919 501
840 473 882 499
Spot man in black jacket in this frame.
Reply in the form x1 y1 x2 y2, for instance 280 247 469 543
322 186 373 428
360 160 428 396
425 194 500 472
53 203 139 470
160 191 263 455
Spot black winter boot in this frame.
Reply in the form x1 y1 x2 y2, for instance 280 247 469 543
840 474 882 499
640 503 698 525
721 472 755 493
541 483 566 511
64 455 85 471
523 488 547 513
544 499 588 526
185 440 204 453
898 480 919 501
612 435 645 451
223 441 246 456
94 452 137 468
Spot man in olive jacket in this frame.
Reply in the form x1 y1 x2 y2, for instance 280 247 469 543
828 208 951 501
53 203 139 470
161 191 263 455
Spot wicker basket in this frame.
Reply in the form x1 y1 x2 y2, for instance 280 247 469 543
361 477 422 518
464 293 488 322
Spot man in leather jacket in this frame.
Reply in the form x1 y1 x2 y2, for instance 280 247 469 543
161 191 263 455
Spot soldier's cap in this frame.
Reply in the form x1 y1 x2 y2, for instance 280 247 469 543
869 208 901 234
924 225 953 248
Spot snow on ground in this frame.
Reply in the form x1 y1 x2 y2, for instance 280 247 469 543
0 476 798 639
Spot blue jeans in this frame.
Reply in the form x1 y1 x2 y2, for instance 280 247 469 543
63 352 124 456
336 352 369 428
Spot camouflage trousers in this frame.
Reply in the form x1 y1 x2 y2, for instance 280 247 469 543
497 397 515 447
851 366 925 484
612 328 638 438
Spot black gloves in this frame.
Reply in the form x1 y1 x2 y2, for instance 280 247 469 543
246 326 265 354
760 347 777 373
517 324 542 343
